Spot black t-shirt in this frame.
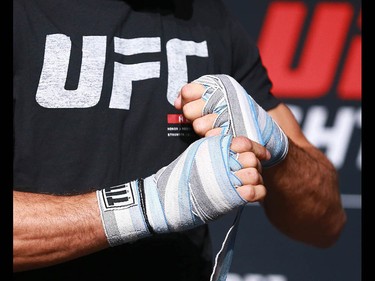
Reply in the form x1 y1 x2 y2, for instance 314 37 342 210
13 0 280 280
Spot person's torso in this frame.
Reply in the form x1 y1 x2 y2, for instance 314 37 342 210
13 1 278 279
13 0 242 194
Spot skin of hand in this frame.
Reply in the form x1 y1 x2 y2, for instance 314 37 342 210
13 136 264 272
175 82 347 248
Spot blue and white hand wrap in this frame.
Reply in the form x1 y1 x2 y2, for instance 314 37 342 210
191 74 289 281
194 74 289 168
97 134 246 246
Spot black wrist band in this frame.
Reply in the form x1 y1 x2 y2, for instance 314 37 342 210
137 178 156 235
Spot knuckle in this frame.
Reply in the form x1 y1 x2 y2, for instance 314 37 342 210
180 83 197 100
179 84 191 98
244 187 257 201
239 136 253 149
247 152 258 166
247 168 261 182
192 119 208 135
232 136 250 150
182 103 192 117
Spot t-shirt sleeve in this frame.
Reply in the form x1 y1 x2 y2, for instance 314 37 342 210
226 9 281 111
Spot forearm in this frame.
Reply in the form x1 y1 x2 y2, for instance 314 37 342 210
262 139 347 248
13 190 109 272
13 135 257 272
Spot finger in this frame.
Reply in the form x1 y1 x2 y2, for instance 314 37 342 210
237 152 262 172
180 83 206 106
182 99 206 121
236 184 267 203
174 93 182 110
205 127 223 137
230 136 271 161
234 167 263 186
191 114 218 136
174 83 205 110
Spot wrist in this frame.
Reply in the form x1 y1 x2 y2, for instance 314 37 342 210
96 181 151 247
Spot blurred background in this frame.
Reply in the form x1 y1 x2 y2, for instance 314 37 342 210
209 0 362 280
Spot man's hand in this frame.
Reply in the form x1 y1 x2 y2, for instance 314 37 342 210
97 134 269 246
174 75 346 249
175 74 288 168
175 82 271 199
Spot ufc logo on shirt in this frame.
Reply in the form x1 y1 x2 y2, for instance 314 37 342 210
36 34 208 110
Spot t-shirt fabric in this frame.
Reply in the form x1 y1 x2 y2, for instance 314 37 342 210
13 0 280 280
